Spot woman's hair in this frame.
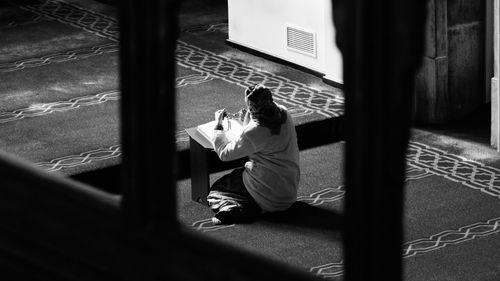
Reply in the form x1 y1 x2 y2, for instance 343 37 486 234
245 84 287 135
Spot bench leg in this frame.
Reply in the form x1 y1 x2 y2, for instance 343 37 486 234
189 137 210 205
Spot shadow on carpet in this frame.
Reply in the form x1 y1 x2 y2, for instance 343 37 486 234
259 201 343 232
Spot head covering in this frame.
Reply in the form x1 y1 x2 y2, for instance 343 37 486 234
245 84 286 135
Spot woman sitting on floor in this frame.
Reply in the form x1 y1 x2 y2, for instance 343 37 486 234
208 84 301 224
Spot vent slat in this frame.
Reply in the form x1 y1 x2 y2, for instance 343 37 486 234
288 42 314 49
286 26 316 57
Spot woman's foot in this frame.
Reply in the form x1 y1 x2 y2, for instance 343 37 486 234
212 217 222 225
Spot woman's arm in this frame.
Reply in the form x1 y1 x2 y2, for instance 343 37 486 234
212 129 259 162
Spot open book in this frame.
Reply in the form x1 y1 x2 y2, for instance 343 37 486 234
197 118 245 142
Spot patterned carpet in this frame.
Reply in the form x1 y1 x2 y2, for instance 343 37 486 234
1 0 499 280
177 140 500 280
1 0 343 175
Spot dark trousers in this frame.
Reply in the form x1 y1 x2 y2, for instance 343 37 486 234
208 168 262 224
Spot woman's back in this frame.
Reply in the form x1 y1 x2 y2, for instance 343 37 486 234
242 107 300 212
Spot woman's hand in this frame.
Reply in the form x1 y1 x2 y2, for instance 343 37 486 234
242 108 251 125
214 108 226 125
239 108 248 122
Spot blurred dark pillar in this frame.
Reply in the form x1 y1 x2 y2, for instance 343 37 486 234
332 0 427 280
118 0 179 232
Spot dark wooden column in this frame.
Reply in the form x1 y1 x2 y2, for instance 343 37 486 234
414 0 486 124
331 0 427 280
118 0 179 232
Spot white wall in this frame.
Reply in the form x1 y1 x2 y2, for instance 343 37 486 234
227 0 343 84
322 0 343 84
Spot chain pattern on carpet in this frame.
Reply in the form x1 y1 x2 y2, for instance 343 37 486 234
0 43 117 72
0 90 119 124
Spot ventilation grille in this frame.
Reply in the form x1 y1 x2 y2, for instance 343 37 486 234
286 26 317 57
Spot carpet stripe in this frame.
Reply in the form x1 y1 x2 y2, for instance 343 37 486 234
407 142 500 199
192 219 235 232
36 145 121 172
0 43 118 72
312 217 500 279
176 41 344 118
33 132 190 172
0 90 119 124
402 217 500 258
294 165 432 207
309 262 344 279
296 186 345 206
